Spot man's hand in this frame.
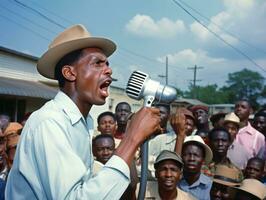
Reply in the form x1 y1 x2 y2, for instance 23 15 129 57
170 110 186 136
126 107 161 143
115 107 161 166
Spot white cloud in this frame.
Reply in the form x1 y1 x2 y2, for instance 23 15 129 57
223 0 254 17
189 1 266 48
125 14 186 39
190 11 239 45
157 48 225 66
190 22 210 41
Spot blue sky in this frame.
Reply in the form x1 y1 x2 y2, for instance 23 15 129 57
1 0 266 91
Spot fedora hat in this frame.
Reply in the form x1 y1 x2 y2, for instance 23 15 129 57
37 24 116 79
224 112 240 125
235 179 266 199
183 135 213 164
213 164 241 187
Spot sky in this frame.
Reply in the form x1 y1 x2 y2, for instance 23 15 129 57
1 0 266 91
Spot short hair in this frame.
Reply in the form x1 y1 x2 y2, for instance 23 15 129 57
208 127 231 142
92 134 115 147
115 102 131 112
247 157 265 169
254 111 266 119
54 49 84 88
235 99 251 108
97 111 116 125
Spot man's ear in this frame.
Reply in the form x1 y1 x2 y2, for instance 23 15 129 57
62 65 76 82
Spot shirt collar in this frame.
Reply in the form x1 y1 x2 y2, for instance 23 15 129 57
54 91 84 125
183 173 211 188
239 122 254 135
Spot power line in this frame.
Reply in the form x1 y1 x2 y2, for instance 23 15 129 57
171 0 266 73
12 0 66 29
119 47 186 71
25 0 74 25
0 4 57 34
0 14 50 41
176 0 266 55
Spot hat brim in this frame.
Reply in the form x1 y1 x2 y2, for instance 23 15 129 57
213 179 240 187
37 37 116 79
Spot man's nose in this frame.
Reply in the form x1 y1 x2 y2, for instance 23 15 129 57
103 65 112 76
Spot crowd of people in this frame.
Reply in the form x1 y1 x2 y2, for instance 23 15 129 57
2 99 266 199
93 100 266 200
1 24 266 199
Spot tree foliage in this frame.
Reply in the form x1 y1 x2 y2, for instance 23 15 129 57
221 68 265 108
184 84 229 104
182 68 265 108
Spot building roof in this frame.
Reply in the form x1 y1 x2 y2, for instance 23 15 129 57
174 98 208 106
0 46 39 61
0 76 58 99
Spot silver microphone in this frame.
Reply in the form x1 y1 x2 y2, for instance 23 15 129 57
126 70 177 107
125 70 177 200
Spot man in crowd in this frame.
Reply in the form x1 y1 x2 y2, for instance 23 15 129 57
92 134 115 165
210 113 225 129
137 150 195 200
0 134 8 181
234 100 265 159
4 122 22 168
210 164 241 200
244 157 265 182
224 112 250 170
177 107 195 136
92 134 136 200
154 103 171 135
179 135 213 200
5 24 161 199
114 102 132 140
204 128 242 179
148 104 186 178
97 111 117 135
190 105 209 132
253 111 266 160
0 114 10 137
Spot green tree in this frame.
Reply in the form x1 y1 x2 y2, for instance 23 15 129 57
184 84 229 104
221 68 265 108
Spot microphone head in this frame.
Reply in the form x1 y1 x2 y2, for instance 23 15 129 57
126 71 148 100
126 70 177 104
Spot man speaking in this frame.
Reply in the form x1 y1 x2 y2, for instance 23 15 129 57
5 24 160 200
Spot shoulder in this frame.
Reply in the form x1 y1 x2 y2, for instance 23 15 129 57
200 173 213 186
177 188 197 200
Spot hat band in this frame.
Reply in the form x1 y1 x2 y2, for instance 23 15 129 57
213 175 240 184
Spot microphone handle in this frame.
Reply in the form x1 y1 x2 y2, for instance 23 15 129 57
137 96 154 200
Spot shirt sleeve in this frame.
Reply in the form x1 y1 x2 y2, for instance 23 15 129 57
27 119 130 200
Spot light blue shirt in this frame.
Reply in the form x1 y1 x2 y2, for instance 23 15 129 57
5 91 130 200
179 173 212 200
